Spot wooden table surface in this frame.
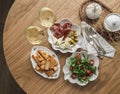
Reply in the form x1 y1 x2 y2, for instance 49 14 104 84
3 0 120 94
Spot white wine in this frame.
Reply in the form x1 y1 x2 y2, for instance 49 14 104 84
39 7 56 27
25 26 45 45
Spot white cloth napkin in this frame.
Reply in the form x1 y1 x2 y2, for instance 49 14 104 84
80 21 116 57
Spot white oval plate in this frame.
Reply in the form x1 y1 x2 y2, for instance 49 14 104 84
63 51 99 86
30 46 60 79
48 18 82 53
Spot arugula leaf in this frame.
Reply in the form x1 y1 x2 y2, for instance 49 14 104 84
70 57 77 64
69 54 97 83
89 66 96 74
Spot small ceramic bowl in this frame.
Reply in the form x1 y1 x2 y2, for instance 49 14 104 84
48 18 82 53
103 13 120 32
63 51 99 86
86 3 102 20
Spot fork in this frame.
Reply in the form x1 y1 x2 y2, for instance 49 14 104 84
89 27 106 54
84 27 105 59
85 27 106 55
84 35 104 59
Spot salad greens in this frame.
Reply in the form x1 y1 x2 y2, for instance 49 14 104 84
69 54 96 83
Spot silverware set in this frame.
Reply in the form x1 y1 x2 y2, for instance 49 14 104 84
84 27 106 59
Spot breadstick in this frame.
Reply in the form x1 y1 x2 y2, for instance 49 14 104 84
36 51 44 61
32 55 41 66
37 50 47 60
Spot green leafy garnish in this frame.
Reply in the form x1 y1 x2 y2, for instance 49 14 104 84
69 54 97 83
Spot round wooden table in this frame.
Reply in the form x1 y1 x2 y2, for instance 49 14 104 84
3 0 120 94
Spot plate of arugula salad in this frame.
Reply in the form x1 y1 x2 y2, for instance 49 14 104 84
63 51 99 86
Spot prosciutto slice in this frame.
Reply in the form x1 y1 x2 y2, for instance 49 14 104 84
50 22 72 40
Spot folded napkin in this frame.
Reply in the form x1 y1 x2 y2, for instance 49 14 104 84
80 21 116 58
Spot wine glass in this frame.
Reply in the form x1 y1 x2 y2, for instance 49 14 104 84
39 0 56 27
25 7 56 45
39 7 56 27
25 26 45 45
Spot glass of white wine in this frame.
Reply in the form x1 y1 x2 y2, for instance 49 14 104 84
25 26 45 45
39 7 56 27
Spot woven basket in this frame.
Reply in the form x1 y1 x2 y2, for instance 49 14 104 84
79 0 120 42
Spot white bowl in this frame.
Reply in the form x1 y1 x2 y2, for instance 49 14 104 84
48 18 82 53
103 13 120 32
30 46 60 79
86 3 102 20
63 51 99 86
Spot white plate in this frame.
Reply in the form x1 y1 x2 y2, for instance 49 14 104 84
63 51 99 86
30 46 60 79
48 18 82 53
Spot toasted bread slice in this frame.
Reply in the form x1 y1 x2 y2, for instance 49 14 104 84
40 60 46 65
33 50 58 77
45 70 55 77
48 58 58 68
44 61 50 70
40 64 45 70
35 65 43 73
53 66 58 72
35 65 40 71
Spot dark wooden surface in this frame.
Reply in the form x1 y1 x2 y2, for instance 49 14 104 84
0 0 26 94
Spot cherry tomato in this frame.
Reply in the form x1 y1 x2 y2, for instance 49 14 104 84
90 59 94 65
71 74 76 79
70 66 74 71
76 61 80 65
89 72 93 76
86 70 93 76
76 54 81 59
80 66 83 70
86 70 92 75
82 76 86 80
